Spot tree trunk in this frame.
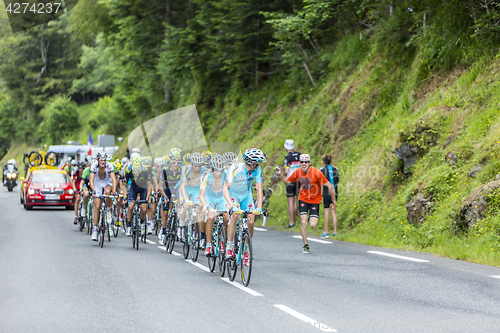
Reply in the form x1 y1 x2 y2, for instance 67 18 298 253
303 61 317 88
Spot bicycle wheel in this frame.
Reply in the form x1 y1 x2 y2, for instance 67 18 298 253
98 213 104 248
227 231 239 282
112 221 119 237
240 230 253 287
217 223 226 277
135 223 140 250
208 239 216 273
182 227 189 259
190 222 200 262
87 204 92 235
106 221 111 242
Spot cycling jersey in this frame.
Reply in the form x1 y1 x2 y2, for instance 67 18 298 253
160 165 182 199
125 165 152 188
90 161 115 195
180 164 207 202
201 171 228 211
287 166 328 204
72 170 84 191
284 151 301 176
227 163 263 197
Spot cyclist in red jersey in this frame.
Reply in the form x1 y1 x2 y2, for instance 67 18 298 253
276 154 336 253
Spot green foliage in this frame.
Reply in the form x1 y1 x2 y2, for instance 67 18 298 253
39 95 80 143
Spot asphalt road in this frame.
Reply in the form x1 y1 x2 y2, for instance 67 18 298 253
2 188 500 333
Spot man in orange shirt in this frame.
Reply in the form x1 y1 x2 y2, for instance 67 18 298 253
276 154 336 253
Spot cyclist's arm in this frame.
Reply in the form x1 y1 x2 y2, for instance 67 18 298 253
121 179 127 197
223 182 234 208
199 188 208 208
89 172 95 192
110 172 117 193
146 181 152 200
180 181 188 201
284 166 289 177
255 181 263 209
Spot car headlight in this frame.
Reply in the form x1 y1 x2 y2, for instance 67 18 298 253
6 172 11 179
27 188 35 195
67 189 74 195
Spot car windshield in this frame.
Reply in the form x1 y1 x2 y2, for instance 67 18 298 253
31 173 69 183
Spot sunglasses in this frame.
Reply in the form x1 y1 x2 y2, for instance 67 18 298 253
171 161 180 165
300 161 310 164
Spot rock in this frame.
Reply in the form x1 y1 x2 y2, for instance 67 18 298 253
394 143 419 174
406 193 431 226
445 150 457 166
463 196 487 228
468 165 482 178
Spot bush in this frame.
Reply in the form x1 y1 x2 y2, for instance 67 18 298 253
39 96 80 144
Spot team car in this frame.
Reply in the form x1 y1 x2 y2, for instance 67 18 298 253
21 169 74 210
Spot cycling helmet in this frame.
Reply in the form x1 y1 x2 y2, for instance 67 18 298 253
211 154 226 171
142 156 152 167
130 152 141 161
191 152 204 166
71 159 77 166
154 156 165 167
131 147 140 154
132 156 142 172
97 151 107 160
243 148 267 165
77 161 85 169
222 152 238 164
121 157 129 165
106 153 112 161
169 148 182 161
202 150 212 160
183 153 191 165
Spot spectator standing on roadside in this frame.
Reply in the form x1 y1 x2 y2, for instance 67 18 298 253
275 154 336 253
319 154 339 238
283 139 301 229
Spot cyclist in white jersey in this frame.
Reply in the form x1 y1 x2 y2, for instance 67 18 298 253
223 148 267 258
89 151 118 241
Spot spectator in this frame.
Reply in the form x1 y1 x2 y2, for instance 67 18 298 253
283 139 301 229
320 154 339 238
276 154 336 253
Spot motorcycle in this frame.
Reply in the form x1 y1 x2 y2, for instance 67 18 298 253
4 164 18 192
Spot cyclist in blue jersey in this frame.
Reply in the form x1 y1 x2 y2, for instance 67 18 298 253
222 152 238 170
200 154 229 256
223 148 267 258
125 156 152 236
179 152 207 241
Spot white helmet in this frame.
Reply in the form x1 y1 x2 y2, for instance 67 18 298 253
122 157 129 165
7 159 15 166
131 147 140 154
130 152 141 160
190 152 205 166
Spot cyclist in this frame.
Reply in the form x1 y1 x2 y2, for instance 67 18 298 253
89 151 119 241
114 159 127 225
179 152 206 243
283 139 301 229
200 154 229 256
158 149 183 245
202 150 212 169
150 156 166 234
224 148 267 259
275 153 336 253
125 156 152 236
142 155 155 234
72 161 86 224
81 159 92 217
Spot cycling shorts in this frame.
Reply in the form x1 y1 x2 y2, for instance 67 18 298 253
323 194 337 209
230 192 254 212
184 185 200 203
299 200 319 218
206 195 229 212
286 181 300 197
94 178 112 196
128 183 148 203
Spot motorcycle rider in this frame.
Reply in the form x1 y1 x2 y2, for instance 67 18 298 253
3 159 18 186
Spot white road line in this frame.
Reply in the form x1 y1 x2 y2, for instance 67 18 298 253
158 246 166 250
273 304 337 332
293 236 332 244
490 275 500 279
221 278 263 296
172 251 181 257
367 251 429 263
186 260 211 273
145 239 156 245
254 227 267 232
